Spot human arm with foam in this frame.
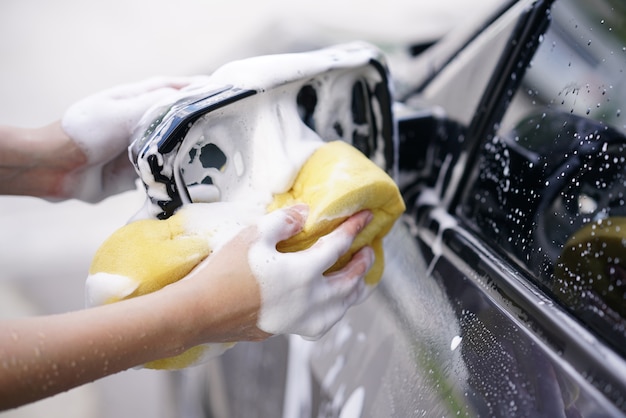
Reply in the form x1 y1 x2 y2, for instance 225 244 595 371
0 76 208 201
0 205 373 410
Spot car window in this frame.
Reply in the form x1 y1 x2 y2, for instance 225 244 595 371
463 0 626 353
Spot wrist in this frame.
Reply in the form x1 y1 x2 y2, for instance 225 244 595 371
164 257 269 347
0 122 86 198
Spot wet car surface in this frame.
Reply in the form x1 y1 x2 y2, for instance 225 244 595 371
182 0 626 416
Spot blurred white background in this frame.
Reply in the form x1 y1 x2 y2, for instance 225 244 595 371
0 1 498 417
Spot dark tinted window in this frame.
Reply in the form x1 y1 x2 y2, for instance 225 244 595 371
464 0 626 352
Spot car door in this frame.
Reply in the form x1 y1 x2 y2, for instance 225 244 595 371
405 0 626 415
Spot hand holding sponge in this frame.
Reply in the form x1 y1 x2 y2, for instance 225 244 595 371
269 140 405 285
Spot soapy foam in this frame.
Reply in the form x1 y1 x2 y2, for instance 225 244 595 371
63 77 214 164
174 91 324 209
85 272 139 307
134 89 324 219
134 42 388 219
208 42 383 92
282 335 315 418
178 201 264 253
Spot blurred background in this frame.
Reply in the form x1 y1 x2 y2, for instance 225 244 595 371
0 1 498 416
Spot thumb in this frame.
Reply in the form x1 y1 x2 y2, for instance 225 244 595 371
257 204 309 244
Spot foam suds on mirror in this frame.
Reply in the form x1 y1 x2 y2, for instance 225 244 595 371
103 43 394 362
143 45 387 334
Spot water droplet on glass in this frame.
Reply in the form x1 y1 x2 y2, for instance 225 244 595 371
450 336 463 351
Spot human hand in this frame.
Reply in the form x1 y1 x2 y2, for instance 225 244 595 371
60 76 210 202
181 204 375 346
251 205 376 340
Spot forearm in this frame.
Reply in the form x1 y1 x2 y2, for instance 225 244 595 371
0 122 85 198
0 288 195 410
0 253 266 411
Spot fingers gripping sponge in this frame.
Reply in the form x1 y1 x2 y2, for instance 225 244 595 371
268 141 406 285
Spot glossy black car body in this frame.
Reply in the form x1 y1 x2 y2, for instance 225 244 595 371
186 0 626 416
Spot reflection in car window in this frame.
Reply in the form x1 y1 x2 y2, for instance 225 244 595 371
464 0 626 352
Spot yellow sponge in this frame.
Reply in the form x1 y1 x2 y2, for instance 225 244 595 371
88 215 210 301
268 140 405 285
